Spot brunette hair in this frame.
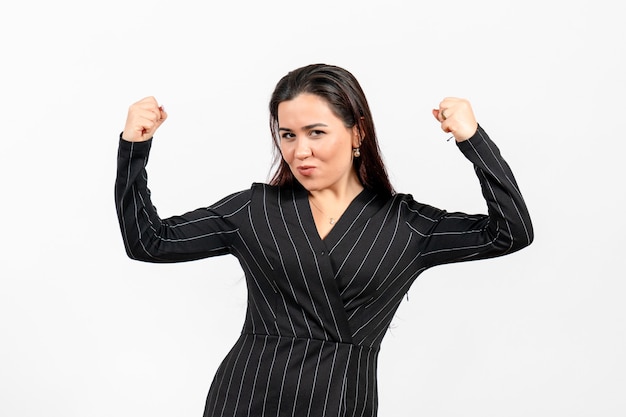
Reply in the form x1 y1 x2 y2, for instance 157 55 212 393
268 64 394 198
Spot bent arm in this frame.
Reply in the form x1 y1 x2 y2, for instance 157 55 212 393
115 136 248 263
413 125 534 266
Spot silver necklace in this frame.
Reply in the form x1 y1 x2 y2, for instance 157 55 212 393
309 198 337 225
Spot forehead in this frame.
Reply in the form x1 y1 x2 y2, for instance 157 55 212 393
277 93 340 126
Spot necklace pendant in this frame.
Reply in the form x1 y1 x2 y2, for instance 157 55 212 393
329 218 335 225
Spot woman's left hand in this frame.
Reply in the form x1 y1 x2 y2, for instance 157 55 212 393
432 97 478 142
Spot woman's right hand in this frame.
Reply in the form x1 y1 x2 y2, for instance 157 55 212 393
121 96 168 142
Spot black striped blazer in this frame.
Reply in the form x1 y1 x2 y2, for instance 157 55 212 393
115 125 533 417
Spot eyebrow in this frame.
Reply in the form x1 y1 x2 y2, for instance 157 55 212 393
278 123 329 132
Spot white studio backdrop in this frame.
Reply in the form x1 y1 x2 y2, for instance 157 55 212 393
1 1 624 416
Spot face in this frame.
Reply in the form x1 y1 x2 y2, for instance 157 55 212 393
278 93 361 193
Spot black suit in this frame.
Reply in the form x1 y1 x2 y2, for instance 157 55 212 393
115 126 533 416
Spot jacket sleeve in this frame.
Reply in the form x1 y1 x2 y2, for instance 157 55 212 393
114 136 251 263
405 125 534 267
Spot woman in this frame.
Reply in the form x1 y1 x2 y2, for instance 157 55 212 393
116 63 533 417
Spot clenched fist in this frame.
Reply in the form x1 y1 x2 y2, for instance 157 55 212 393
432 97 478 142
121 96 168 142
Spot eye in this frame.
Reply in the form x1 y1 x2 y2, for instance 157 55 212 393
280 132 295 140
310 129 325 137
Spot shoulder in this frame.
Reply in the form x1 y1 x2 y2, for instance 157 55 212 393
250 182 280 200
215 183 275 202
251 182 278 194
204 183 279 218
250 182 303 202
393 192 447 224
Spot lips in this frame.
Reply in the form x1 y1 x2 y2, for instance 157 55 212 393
297 165 316 176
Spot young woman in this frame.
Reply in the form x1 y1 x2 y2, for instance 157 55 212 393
116 63 533 417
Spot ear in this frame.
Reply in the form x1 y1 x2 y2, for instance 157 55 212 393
351 127 361 148
352 117 365 148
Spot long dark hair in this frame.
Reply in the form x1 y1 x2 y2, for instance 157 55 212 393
268 64 394 198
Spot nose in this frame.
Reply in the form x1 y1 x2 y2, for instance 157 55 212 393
294 139 312 160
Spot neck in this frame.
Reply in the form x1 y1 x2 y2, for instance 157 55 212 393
308 174 364 203
307 179 364 226
309 186 363 209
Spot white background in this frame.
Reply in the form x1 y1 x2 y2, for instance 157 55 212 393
1 1 624 416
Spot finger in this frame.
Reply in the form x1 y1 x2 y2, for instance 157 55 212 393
440 108 449 122
153 108 167 131
142 107 167 135
141 104 162 121
138 96 159 108
440 97 460 108
433 108 448 123
134 97 162 116
158 105 167 122
137 116 157 134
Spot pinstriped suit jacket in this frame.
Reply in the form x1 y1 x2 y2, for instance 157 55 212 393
115 126 533 417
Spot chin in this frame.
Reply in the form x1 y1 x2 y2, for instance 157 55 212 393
296 178 322 192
